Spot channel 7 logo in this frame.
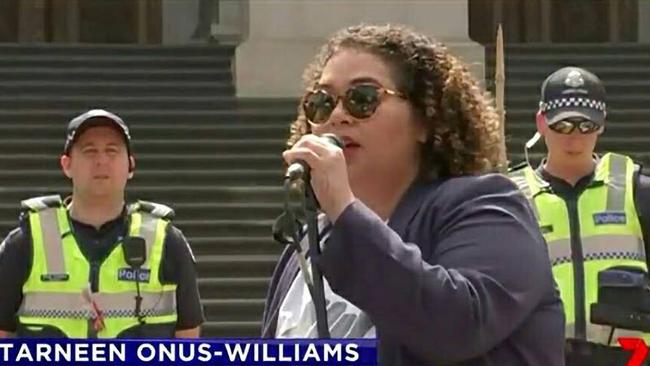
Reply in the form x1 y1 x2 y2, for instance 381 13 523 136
620 338 649 366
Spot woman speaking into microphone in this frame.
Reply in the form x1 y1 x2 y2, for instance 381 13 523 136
262 24 564 366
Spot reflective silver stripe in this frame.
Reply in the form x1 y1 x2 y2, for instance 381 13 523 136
548 235 644 267
509 170 541 220
39 208 66 276
546 238 572 266
135 214 158 266
21 196 67 276
18 290 176 319
19 292 92 319
95 290 176 318
606 154 628 212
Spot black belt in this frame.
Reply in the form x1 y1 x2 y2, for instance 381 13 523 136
566 339 648 366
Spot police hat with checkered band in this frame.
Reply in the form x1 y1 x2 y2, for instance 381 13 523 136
539 66 606 126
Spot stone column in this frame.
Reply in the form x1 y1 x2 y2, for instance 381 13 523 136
162 0 201 44
235 0 485 98
51 0 80 42
18 0 47 42
639 0 650 43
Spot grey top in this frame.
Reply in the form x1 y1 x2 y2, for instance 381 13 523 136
275 215 375 338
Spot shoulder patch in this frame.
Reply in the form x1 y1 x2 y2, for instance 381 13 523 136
20 195 63 212
130 200 175 220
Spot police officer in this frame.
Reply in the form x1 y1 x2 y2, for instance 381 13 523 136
509 67 650 365
0 109 204 338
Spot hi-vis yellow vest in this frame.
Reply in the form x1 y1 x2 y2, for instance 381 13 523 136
17 195 178 338
509 153 646 345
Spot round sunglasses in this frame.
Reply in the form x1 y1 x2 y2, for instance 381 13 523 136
549 118 601 134
302 84 406 125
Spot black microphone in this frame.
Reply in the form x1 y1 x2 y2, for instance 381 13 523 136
123 236 146 268
123 236 146 324
286 133 344 181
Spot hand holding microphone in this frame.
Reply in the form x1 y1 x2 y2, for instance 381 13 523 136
283 134 355 222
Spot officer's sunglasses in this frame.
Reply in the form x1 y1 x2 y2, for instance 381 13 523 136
302 84 406 125
549 117 601 134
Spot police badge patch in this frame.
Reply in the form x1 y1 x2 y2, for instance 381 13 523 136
118 268 151 283
564 70 585 88
593 212 627 225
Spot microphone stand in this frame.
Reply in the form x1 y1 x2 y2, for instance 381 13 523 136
304 183 330 338
272 175 330 338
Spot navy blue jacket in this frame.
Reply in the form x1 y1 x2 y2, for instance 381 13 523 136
263 174 565 365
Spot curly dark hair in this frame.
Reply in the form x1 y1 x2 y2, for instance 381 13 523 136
287 24 506 178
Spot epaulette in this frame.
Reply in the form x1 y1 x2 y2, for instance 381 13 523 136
20 195 63 212
129 200 175 220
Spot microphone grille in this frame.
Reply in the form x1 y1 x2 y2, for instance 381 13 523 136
320 133 343 148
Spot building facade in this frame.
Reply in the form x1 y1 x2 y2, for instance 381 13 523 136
2 0 648 97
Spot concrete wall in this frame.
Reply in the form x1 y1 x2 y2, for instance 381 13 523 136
234 0 484 98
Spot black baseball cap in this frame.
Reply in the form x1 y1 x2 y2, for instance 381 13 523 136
63 109 131 154
539 66 607 125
